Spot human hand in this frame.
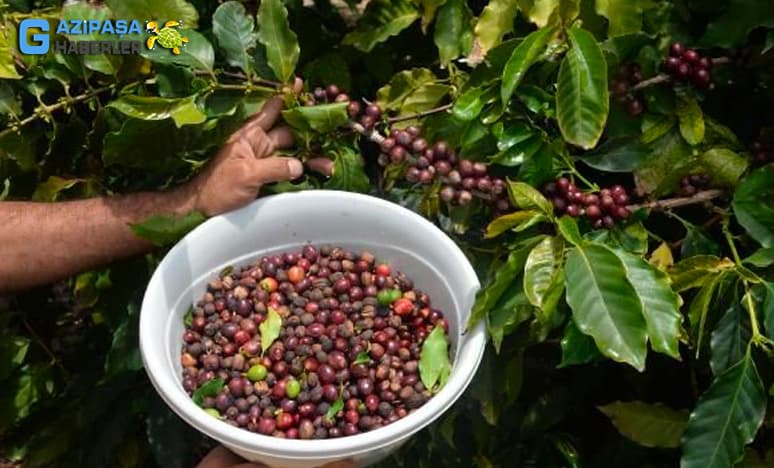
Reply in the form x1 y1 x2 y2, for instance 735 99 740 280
195 446 357 468
187 80 304 217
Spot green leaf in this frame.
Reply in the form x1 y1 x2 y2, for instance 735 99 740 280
104 304 143 377
130 211 206 247
559 319 604 367
325 389 344 422
564 243 648 370
282 102 349 133
501 26 557 105
744 248 774 268
141 29 214 72
213 1 256 75
698 149 748 188
257 0 299 82
595 0 650 37
681 349 766 468
192 378 224 406
301 53 352 92
259 307 282 356
506 181 553 215
598 401 688 448
0 338 30 381
469 0 520 64
556 28 609 149
669 255 736 292
324 146 370 193
556 216 582 245
762 282 774 340
0 24 20 79
376 68 448 114
688 271 729 354
578 137 649 172
419 326 452 392
342 0 420 52
611 248 682 359
488 288 533 353
484 210 542 238
434 0 474 64
710 304 751 376
108 95 206 127
0 82 20 116
62 1 122 75
681 224 721 258
453 86 489 121
105 0 198 26
732 165 774 248
353 352 370 365
699 0 774 48
676 96 705 146
420 0 447 30
523 236 565 311
31 176 81 202
0 365 53 432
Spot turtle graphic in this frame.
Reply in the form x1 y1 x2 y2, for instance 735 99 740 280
146 20 188 55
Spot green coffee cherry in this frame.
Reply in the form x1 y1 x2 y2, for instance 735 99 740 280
377 288 402 306
286 378 301 399
247 364 268 382
204 408 221 418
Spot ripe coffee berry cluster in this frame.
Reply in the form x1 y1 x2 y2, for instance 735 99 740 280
543 178 632 229
661 43 712 89
180 245 449 439
678 174 710 196
304 84 384 132
377 125 511 211
611 63 645 116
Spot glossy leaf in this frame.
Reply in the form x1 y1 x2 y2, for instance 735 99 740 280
564 243 648 370
669 255 736 292
681 349 766 468
419 326 452 391
699 0 774 48
612 248 683 359
62 2 121 75
105 0 198 25
260 307 282 356
192 378 224 406
599 401 688 448
687 271 728 354
743 248 774 268
31 176 81 202
556 216 582 245
434 0 473 64
325 390 344 422
342 0 419 52
595 0 649 37
0 338 30 381
698 149 748 188
676 96 705 146
488 288 533 353
649 242 675 271
559 319 604 367
506 181 554 215
468 0 520 65
762 282 774 340
212 1 255 75
523 236 565 311
104 305 143 377
732 165 774 248
0 365 52 432
324 146 370 193
578 137 649 172
453 86 489 121
376 68 440 111
484 210 542 238
282 102 349 133
556 28 609 149
141 30 214 72
0 27 20 79
130 211 206 247
501 26 557 105
257 0 299 82
108 95 206 127
710 304 751 375
420 0 447 30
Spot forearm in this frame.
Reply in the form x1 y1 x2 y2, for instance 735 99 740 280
0 186 198 292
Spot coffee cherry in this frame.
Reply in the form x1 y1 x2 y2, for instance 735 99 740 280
418 170 434 185
566 205 581 217
627 98 644 116
365 104 381 118
405 167 420 183
381 137 396 152
347 101 362 117
433 141 449 160
676 63 691 81
556 177 570 193
360 115 375 130
669 42 685 57
683 49 699 63
326 84 340 100
406 126 421 137
335 93 350 103
313 87 327 102
662 56 681 73
457 190 473 206
585 205 601 219
434 160 452 176
411 138 428 154
698 56 713 70
440 186 456 203
693 68 711 89
395 130 412 147
390 146 406 163
458 160 474 177
472 162 487 177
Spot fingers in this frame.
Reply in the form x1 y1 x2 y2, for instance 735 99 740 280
267 126 294 151
306 157 334 177
196 446 244 468
253 157 303 184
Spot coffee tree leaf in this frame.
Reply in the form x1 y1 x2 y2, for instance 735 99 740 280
282 102 348 133
141 30 214 72
257 0 298 83
104 304 143 377
649 242 674 271
598 401 688 448
578 136 649 172
419 0 447 30
669 255 735 292
0 337 30 381
108 95 206 127
130 211 206 247
733 165 774 248
556 216 583 246
710 304 751 375
260 307 282 356
681 349 766 468
434 0 474 64
595 0 650 37
699 0 774 48
681 223 721 258
762 282 774 340
62 1 122 75
0 365 53 432
559 319 604 367
31 176 81 202
212 1 255 75
611 248 682 359
453 86 489 121
697 148 748 188
192 378 224 406
376 68 438 111
744 248 774 268
106 0 198 25
419 326 452 392
488 287 533 353
523 236 565 311
506 180 554 215
325 390 345 422
342 0 419 52
501 26 557 105
688 271 730 354
556 28 609 149
484 210 542 238
0 27 20 79
324 146 370 193
564 243 648 371
676 95 705 146
468 0 520 65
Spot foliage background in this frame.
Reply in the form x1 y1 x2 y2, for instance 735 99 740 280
1 0 774 467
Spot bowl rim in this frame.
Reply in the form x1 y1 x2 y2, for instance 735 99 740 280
140 190 487 459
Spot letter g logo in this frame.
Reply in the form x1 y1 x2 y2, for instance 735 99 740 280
19 19 50 55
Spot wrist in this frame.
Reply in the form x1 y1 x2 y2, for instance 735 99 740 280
169 180 203 217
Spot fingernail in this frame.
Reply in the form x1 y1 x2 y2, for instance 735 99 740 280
287 159 303 179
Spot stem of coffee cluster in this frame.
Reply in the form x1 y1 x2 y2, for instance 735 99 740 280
626 189 725 212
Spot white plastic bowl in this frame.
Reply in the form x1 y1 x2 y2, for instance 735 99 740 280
140 190 486 468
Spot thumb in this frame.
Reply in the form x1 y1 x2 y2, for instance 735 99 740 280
253 157 304 184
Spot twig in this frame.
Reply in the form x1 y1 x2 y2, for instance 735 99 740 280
349 121 385 144
22 318 68 375
387 104 453 123
628 57 730 92
627 189 725 212
194 70 282 88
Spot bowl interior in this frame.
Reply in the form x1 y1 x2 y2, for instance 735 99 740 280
141 190 484 459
